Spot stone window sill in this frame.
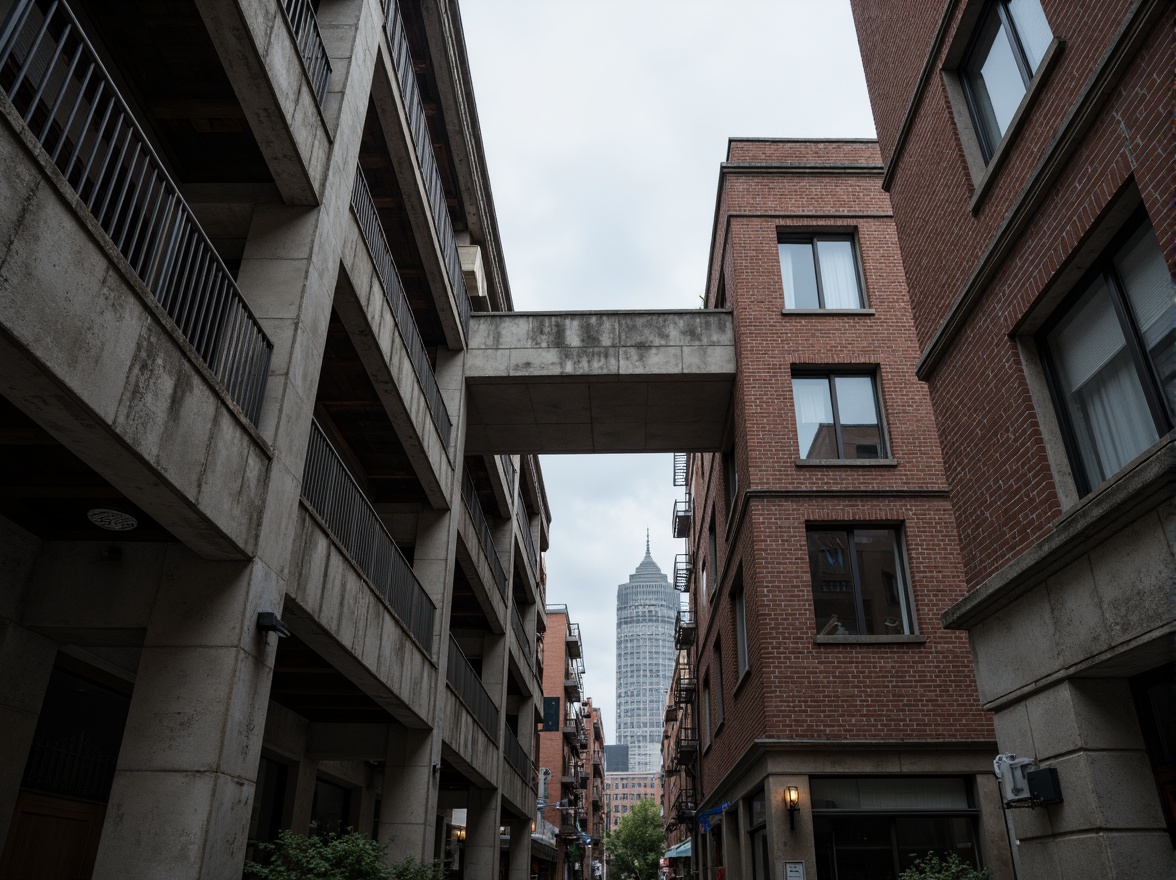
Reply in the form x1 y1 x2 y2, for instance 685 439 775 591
781 309 875 316
795 458 898 467
813 635 927 645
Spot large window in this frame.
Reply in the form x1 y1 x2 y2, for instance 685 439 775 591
1042 217 1174 494
793 373 885 460
734 580 749 678
808 528 912 636
961 0 1052 160
812 777 982 879
712 641 724 727
779 236 865 310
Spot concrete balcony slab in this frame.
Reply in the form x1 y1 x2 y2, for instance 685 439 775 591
464 311 735 454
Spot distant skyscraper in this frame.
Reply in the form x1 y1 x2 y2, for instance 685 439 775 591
615 532 677 772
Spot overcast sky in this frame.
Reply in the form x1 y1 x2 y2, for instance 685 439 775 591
460 1 876 740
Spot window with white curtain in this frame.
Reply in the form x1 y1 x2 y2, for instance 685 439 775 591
792 373 886 460
1043 215 1174 495
961 0 1052 160
778 235 865 310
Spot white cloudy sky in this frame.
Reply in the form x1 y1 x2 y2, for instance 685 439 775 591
460 1 876 739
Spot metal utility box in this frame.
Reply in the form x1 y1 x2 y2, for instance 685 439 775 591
994 754 1036 804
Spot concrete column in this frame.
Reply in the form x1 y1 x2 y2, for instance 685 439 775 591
995 678 1174 880
380 727 437 862
507 812 531 880
91 555 280 880
464 786 501 880
0 621 56 842
767 774 815 875
289 757 319 835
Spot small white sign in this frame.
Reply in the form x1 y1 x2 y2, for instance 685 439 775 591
780 861 806 880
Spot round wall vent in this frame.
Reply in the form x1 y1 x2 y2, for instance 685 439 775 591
87 508 138 531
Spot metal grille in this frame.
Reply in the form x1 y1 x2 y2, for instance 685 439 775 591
673 452 688 486
350 165 452 447
278 0 331 106
0 0 273 424
460 468 506 601
499 454 516 493
383 0 470 334
502 731 534 788
510 601 532 669
302 419 435 651
516 491 538 576
674 552 691 591
446 634 499 738
22 731 115 801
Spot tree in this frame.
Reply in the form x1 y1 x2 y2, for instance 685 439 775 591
604 799 664 880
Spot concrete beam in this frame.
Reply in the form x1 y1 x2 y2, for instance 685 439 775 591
464 311 736 454
306 723 390 761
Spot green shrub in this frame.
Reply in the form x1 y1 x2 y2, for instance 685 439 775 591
243 830 443 880
898 852 991 880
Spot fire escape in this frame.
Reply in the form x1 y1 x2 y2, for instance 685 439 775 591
668 453 698 829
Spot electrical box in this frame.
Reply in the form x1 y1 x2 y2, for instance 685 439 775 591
993 754 1036 804
1027 767 1063 805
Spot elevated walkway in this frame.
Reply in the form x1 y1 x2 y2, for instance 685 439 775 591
464 311 735 454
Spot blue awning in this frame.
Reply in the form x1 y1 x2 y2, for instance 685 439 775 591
664 839 692 859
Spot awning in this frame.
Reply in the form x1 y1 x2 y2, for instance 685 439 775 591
664 839 692 859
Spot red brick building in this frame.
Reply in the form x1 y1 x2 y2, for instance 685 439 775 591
674 139 1013 879
850 0 1174 876
537 606 591 879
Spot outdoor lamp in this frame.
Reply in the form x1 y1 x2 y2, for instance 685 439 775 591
786 786 800 829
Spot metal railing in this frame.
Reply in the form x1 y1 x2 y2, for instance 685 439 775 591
302 419 435 650
673 452 688 487
0 0 272 424
675 608 696 648
460 469 507 601
503 732 533 788
382 0 470 334
278 0 331 106
447 634 499 738
516 492 538 576
674 552 691 592
510 601 532 668
350 166 452 447
499 454 516 493
672 498 692 539
23 731 115 801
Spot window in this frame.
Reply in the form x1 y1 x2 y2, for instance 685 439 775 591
734 578 749 678
962 0 1052 160
712 641 724 727
793 373 885 460
701 677 712 748
1041 217 1173 494
723 448 739 513
808 528 913 636
779 235 865 309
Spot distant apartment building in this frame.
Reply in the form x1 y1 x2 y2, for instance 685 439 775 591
615 535 677 773
850 0 1174 876
538 606 591 880
670 139 1013 880
604 770 663 833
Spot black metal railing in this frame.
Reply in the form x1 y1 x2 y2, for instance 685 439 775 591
675 608 696 648
510 601 532 668
350 166 452 447
447 634 499 737
673 452 688 487
382 0 470 334
0 0 272 424
516 492 538 575
278 0 331 106
22 731 115 802
499 454 516 493
503 732 533 788
302 419 435 650
674 552 691 591
672 498 692 539
461 468 507 601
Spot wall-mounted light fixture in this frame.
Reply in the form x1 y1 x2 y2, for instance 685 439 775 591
786 786 800 829
256 612 291 639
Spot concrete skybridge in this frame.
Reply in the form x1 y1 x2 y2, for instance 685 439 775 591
463 310 736 454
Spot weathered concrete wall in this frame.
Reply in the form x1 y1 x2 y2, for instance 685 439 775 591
464 311 735 453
